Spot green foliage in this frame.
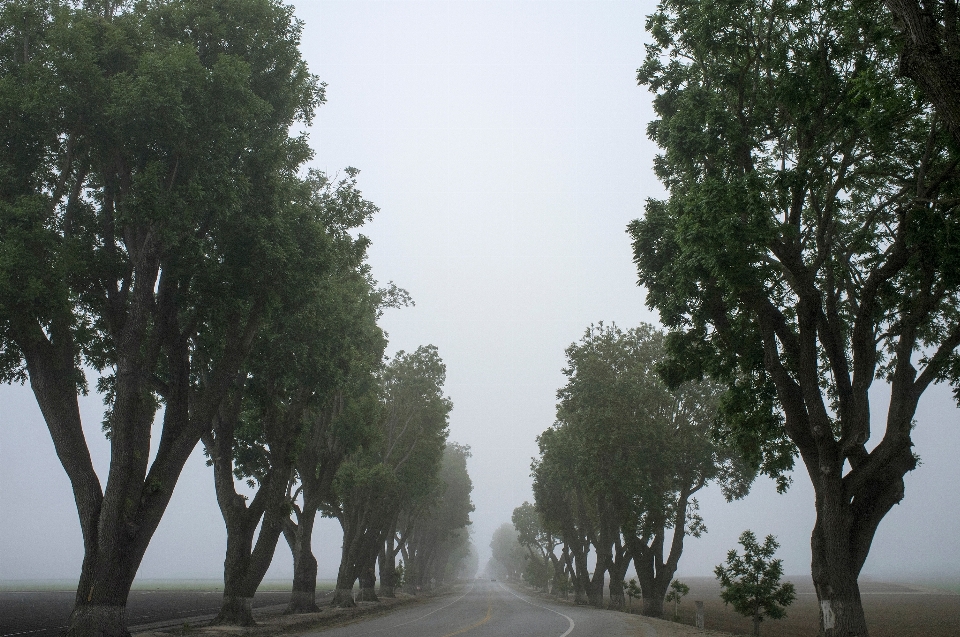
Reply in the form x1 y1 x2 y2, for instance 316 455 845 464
489 522 526 580
533 322 755 601
631 0 960 468
630 0 960 612
665 579 690 619
404 442 476 586
625 578 642 600
715 531 796 633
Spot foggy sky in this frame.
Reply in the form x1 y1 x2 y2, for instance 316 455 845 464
2 0 959 586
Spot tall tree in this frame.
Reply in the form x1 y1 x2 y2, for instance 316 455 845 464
202 170 383 625
327 345 451 607
400 442 475 593
488 523 527 581
548 323 752 615
0 2 322 634
531 424 608 607
631 0 960 634
511 502 566 595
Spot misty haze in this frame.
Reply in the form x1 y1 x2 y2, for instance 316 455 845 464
1 1 959 637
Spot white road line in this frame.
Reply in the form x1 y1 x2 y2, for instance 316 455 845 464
0 627 68 637
343 585 475 636
499 583 575 637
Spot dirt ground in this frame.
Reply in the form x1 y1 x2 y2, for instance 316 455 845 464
653 577 960 637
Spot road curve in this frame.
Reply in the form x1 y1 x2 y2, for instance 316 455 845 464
302 580 656 637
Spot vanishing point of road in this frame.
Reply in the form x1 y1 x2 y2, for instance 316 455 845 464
307 580 655 637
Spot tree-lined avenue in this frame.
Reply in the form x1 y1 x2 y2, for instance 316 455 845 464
302 581 648 637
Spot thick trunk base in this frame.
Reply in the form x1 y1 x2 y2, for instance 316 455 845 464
211 596 255 626
331 588 356 608
379 585 396 598
63 604 129 637
642 596 664 618
608 592 625 610
587 588 604 608
817 597 869 637
574 588 588 605
357 586 378 602
286 590 320 614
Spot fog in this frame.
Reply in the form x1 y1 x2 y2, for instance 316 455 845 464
2 0 959 587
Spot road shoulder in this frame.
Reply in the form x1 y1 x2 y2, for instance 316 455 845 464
504 582 736 637
132 589 454 637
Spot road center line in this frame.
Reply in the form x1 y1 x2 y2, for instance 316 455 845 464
439 597 493 637
346 585 475 636
499 583 576 637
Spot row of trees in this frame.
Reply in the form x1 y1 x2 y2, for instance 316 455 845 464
512 324 757 617
0 1 474 635
629 0 960 636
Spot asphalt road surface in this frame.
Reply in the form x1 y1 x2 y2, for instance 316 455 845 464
306 581 653 637
0 589 290 637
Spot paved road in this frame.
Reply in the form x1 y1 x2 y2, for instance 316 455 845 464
305 581 654 637
0 589 290 637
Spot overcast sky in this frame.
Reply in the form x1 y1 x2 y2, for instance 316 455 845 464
2 0 959 586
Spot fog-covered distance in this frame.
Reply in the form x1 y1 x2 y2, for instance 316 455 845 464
2 0 958 585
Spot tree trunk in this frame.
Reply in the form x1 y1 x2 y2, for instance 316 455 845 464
809 504 869 637
332 536 359 608
379 546 397 598
357 562 378 602
208 445 290 625
63 604 129 637
283 506 320 613
586 572 605 608
607 545 631 611
23 322 210 637
607 571 627 610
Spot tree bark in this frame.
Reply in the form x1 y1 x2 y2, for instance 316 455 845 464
17 274 252 637
607 544 631 611
379 536 401 598
884 0 960 147
357 564 378 602
283 507 320 613
205 400 295 626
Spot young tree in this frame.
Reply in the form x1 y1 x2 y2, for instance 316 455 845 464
715 532 796 637
631 0 960 633
0 2 323 634
665 580 690 620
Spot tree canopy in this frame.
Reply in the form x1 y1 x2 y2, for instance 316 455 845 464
630 0 960 634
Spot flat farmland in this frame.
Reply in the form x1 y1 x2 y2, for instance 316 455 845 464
660 577 960 637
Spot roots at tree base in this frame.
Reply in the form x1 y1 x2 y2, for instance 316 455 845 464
608 592 625 610
357 586 378 602
286 590 320 614
63 604 129 637
331 588 357 608
211 596 255 626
